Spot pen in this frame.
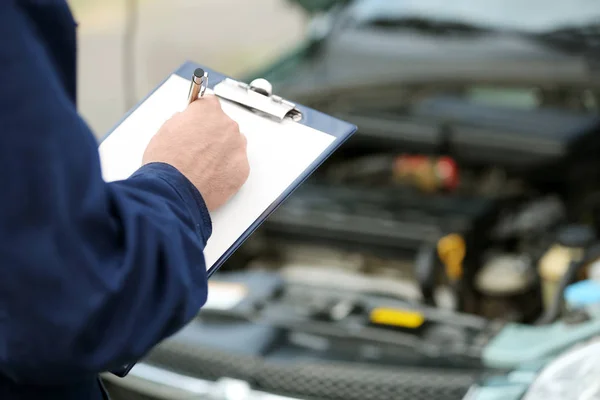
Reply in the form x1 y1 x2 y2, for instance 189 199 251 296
187 68 208 105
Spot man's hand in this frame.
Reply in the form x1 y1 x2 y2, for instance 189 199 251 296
143 95 250 211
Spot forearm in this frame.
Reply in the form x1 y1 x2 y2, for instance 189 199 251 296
1 163 212 384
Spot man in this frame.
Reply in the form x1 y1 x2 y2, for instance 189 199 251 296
0 1 249 399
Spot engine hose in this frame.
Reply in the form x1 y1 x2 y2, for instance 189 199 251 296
415 243 437 306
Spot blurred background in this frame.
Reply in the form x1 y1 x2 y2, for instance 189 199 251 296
73 1 600 399
69 0 306 135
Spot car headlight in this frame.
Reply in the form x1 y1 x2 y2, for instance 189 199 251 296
522 337 600 400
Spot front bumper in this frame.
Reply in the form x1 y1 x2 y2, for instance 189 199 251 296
103 363 303 400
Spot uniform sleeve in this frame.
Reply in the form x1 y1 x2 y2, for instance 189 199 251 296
0 3 212 384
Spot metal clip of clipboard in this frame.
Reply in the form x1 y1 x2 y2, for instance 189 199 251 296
213 78 303 122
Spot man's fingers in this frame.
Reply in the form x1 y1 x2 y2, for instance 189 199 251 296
203 94 222 109
187 94 221 112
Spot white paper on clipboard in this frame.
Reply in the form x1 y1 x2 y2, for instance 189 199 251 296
98 74 335 271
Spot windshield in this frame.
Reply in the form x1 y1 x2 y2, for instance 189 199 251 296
349 0 600 33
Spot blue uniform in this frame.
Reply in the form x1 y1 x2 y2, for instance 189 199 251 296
0 1 212 398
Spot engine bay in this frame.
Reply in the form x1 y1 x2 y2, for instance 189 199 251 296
219 93 600 327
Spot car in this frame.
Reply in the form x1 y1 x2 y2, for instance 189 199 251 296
236 0 600 322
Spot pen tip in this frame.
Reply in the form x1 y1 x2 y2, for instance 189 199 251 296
194 68 205 78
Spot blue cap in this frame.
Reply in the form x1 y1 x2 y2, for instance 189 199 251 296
565 280 600 308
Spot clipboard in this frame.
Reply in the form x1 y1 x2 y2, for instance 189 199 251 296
98 61 357 279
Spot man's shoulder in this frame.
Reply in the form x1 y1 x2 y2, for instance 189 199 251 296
9 0 78 104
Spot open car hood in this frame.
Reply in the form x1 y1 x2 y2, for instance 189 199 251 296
290 0 600 53
346 0 600 33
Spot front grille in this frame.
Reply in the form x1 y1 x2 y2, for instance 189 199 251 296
147 340 259 382
255 361 474 400
108 342 477 400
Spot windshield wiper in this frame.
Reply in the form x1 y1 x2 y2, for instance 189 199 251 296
364 16 493 35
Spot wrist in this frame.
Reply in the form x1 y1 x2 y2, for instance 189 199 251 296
133 162 213 243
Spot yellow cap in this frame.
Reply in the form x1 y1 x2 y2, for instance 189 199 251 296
369 308 425 329
437 234 466 281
